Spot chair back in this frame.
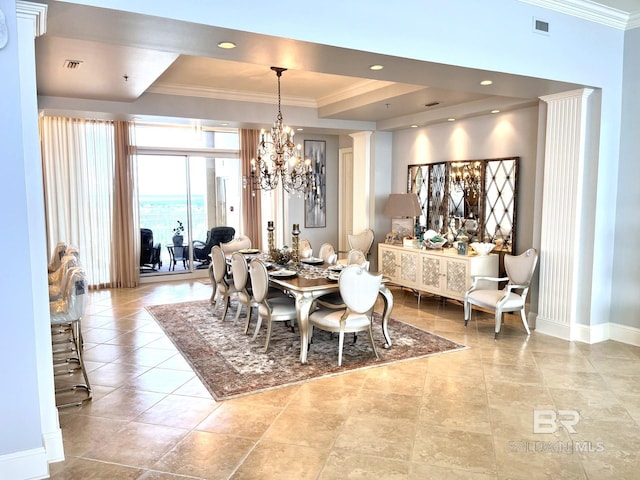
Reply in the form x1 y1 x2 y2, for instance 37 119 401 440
50 267 87 322
49 242 68 271
231 252 250 292
299 239 312 258
221 235 252 255
248 259 269 303
318 243 336 264
348 229 374 257
207 226 236 248
210 245 227 283
48 254 79 285
339 265 382 314
505 248 538 287
347 249 369 270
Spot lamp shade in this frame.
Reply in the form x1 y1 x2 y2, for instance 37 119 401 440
383 193 422 217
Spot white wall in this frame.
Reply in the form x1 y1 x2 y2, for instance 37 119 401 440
392 107 539 249
613 28 640 329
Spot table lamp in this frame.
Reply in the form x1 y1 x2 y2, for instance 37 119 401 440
383 193 422 243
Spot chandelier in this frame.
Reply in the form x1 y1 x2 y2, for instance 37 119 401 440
451 161 483 197
250 67 313 194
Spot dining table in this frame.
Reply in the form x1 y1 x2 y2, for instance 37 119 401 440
266 260 394 364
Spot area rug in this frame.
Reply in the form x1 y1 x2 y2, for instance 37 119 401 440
146 299 467 401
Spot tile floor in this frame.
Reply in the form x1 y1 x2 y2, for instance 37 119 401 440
49 279 640 479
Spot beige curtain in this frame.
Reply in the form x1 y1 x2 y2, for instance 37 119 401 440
110 121 139 287
41 116 115 288
240 129 262 250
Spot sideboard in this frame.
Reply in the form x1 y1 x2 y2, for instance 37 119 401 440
378 243 499 302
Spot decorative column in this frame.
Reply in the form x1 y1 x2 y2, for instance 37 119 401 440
291 223 300 266
536 88 594 340
267 221 275 253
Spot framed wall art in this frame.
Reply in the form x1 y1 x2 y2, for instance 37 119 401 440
304 140 326 228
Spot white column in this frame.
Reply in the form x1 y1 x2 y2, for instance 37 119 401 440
348 131 373 235
536 88 594 340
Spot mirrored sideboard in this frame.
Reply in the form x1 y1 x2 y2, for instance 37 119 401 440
408 157 519 254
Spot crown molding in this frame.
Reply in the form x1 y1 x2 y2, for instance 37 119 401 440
519 0 629 30
146 83 317 108
16 1 47 37
627 11 640 29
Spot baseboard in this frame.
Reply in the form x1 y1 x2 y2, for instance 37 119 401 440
43 427 64 463
609 322 640 347
534 315 640 347
533 314 572 340
0 447 49 480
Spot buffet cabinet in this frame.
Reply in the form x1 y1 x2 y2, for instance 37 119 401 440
378 243 498 301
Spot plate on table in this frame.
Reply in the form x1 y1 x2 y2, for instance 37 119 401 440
238 248 260 255
269 269 297 278
326 272 340 282
301 257 324 265
328 264 345 273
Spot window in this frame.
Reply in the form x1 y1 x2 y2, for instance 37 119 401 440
135 124 241 275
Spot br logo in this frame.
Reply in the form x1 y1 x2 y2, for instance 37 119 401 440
533 409 580 434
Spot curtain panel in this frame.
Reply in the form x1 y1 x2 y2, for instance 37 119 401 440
240 129 262 250
40 116 139 288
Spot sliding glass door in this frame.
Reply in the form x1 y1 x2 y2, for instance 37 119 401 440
138 154 241 276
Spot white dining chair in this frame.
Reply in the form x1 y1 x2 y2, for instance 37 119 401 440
209 245 238 319
348 228 374 258
464 248 538 339
318 242 337 264
248 259 298 353
308 265 382 366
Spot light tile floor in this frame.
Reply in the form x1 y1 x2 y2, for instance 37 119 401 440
49 280 640 479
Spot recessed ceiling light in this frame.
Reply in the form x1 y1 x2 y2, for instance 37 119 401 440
447 118 456 122
219 122 229 126
296 128 304 131
480 80 493 86
369 64 384 71
217 41 237 49
410 124 418 128
491 109 500 114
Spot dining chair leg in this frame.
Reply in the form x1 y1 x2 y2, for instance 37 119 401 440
252 314 263 341
520 309 531 335
367 325 379 360
264 315 273 353
243 307 254 334
337 330 345 366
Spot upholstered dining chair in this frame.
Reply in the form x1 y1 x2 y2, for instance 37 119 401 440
299 239 312 258
317 249 370 310
248 259 298 353
348 228 374 258
209 245 238 319
318 242 337 264
308 265 382 366
464 248 539 339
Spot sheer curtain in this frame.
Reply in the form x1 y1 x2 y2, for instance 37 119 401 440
41 117 139 288
240 129 262 250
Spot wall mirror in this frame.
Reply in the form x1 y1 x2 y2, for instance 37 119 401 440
408 157 519 253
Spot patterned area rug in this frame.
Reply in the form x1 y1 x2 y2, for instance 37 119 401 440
146 299 467 401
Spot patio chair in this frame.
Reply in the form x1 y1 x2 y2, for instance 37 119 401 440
193 226 235 266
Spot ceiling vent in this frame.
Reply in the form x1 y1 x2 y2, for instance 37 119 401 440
63 59 83 70
533 18 550 35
